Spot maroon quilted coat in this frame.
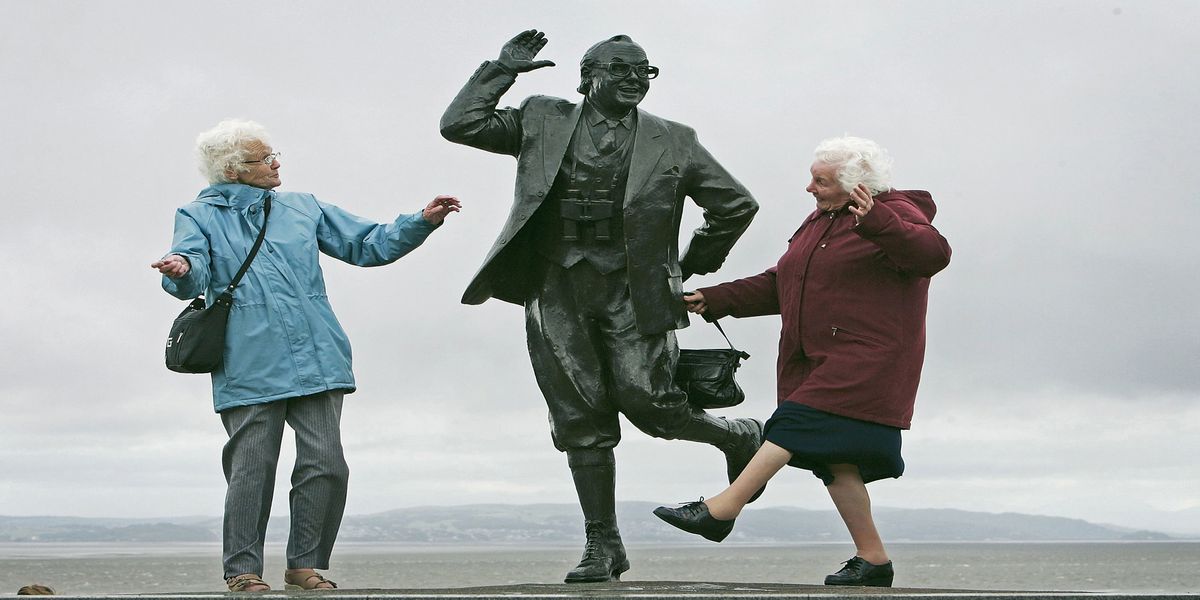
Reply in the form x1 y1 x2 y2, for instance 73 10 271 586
698 190 951 429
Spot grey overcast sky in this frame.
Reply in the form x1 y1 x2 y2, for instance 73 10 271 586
2 0 1198 535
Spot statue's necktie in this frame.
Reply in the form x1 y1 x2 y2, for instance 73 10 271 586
598 119 620 154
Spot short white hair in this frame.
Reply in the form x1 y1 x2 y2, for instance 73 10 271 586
195 119 271 184
813 136 893 195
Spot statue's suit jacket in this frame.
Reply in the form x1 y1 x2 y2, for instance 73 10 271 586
441 61 758 335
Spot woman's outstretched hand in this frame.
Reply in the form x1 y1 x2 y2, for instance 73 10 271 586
151 254 190 278
422 195 462 225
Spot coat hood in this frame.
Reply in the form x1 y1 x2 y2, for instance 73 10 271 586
878 189 936 221
194 183 273 208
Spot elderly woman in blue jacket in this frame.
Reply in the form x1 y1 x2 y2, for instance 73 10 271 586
151 119 460 593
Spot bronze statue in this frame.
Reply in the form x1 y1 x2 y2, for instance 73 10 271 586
441 30 762 582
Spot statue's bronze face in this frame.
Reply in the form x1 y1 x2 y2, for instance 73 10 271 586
585 42 650 117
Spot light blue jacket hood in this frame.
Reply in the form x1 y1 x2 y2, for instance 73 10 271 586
163 183 437 412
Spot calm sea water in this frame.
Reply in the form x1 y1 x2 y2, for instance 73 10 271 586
2 541 1197 595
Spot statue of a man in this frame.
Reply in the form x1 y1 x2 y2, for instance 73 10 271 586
441 30 762 582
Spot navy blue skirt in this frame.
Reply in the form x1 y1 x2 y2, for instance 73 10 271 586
763 402 904 486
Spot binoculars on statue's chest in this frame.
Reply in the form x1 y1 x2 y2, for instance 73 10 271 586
560 188 616 241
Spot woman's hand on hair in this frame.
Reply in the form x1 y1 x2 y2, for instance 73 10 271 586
847 183 874 224
151 254 190 278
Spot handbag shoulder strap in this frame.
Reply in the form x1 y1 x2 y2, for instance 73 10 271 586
215 195 271 305
709 318 751 359
711 318 735 350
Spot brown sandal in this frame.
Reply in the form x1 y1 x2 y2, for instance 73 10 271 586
226 574 271 592
284 570 338 590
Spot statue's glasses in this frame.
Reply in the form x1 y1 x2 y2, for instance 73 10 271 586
596 63 660 80
242 152 281 166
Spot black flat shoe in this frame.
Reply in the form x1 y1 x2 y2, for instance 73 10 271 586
652 500 735 542
824 556 894 587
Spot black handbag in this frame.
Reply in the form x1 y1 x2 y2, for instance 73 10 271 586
165 197 271 373
675 319 751 409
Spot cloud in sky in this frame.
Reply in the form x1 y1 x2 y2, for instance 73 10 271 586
1 0 1197 534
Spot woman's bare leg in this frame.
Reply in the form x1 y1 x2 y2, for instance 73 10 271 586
703 441 793 520
826 464 888 565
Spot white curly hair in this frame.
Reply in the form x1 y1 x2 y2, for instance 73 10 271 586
195 119 271 184
813 136 894 195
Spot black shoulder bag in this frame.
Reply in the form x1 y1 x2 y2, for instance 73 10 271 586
165 197 271 373
675 319 751 409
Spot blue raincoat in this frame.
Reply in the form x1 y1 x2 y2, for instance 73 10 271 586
162 183 438 412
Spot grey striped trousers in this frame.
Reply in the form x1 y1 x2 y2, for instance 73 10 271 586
219 390 348 578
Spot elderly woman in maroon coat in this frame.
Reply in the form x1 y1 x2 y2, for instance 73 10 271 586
654 136 951 587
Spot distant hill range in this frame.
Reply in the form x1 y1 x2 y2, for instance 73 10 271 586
0 503 1182 544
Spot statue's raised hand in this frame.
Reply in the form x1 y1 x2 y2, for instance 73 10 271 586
497 29 556 73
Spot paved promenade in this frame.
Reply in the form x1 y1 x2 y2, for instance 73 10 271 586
26 580 1195 600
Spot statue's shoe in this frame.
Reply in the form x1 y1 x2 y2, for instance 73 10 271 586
564 520 629 583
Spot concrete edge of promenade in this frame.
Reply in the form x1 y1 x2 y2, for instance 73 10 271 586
25 580 1198 600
